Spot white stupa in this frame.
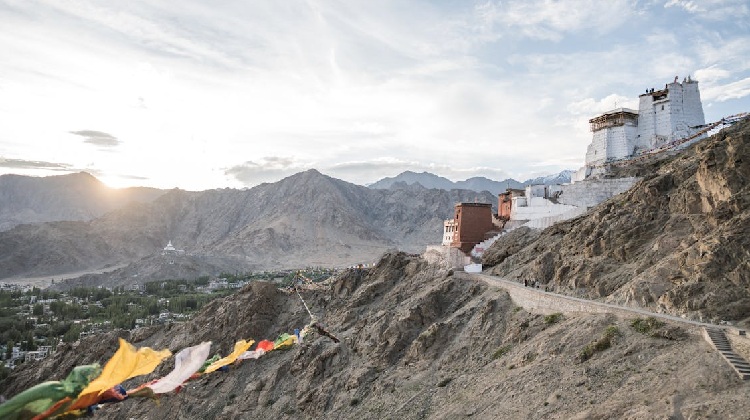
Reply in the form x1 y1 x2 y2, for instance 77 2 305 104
163 240 176 252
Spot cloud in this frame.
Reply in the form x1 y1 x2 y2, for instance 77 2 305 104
694 66 731 84
701 77 750 101
567 94 639 116
474 0 635 41
224 157 310 186
0 157 72 170
69 130 120 147
664 0 701 13
665 0 750 20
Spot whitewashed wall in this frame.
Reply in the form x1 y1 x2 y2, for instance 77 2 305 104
557 177 639 208
511 198 580 221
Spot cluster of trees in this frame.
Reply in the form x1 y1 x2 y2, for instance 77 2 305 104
219 267 338 284
0 281 231 354
1 268 336 359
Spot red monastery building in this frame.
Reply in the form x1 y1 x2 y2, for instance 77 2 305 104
450 203 495 253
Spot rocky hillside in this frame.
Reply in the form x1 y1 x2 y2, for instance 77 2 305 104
0 170 494 283
2 252 748 419
0 172 164 231
484 120 750 325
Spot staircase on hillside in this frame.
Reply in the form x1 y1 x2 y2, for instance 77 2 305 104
470 224 524 259
703 327 750 380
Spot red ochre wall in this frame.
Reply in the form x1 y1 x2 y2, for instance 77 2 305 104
450 203 494 253
498 192 512 220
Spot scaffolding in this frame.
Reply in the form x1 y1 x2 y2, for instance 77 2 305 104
589 109 638 132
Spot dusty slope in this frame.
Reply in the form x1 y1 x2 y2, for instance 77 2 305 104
484 120 750 325
3 253 748 419
0 170 494 281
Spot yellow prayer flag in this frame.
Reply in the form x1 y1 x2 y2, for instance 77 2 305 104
79 338 172 397
204 339 254 374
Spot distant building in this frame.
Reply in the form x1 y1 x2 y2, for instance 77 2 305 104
442 219 457 246
497 189 525 221
161 240 185 264
449 203 496 254
163 241 176 252
25 351 46 362
126 284 145 292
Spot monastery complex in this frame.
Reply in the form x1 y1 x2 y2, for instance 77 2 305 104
576 76 706 180
428 76 734 269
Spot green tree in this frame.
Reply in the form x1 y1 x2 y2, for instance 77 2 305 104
0 363 9 381
145 282 161 295
63 325 82 343
33 303 44 316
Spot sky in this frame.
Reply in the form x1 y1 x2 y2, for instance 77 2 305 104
0 0 748 190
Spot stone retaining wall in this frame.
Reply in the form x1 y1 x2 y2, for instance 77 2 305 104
469 273 716 333
559 177 640 208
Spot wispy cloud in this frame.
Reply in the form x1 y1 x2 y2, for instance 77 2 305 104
69 130 120 147
474 0 636 41
701 77 750 102
224 157 310 186
664 0 702 13
0 157 72 170
665 0 750 20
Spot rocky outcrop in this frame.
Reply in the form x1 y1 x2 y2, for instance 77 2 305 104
486 120 750 324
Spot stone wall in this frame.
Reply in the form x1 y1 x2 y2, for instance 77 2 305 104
558 177 639 208
511 199 579 221
586 124 638 166
469 273 709 331
523 207 586 230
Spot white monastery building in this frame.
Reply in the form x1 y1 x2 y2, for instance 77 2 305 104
577 76 705 179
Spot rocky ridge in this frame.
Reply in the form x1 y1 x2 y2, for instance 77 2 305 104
368 170 573 195
484 120 750 325
0 172 164 231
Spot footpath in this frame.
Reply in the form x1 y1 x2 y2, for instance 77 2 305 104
464 272 750 380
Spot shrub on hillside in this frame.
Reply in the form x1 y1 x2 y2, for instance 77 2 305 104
580 325 620 362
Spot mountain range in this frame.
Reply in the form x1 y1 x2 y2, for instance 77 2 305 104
0 169 572 234
0 172 164 232
367 170 574 195
0 170 495 286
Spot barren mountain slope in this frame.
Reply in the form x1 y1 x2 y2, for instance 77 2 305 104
0 170 494 281
2 253 748 419
0 172 164 231
484 120 750 325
